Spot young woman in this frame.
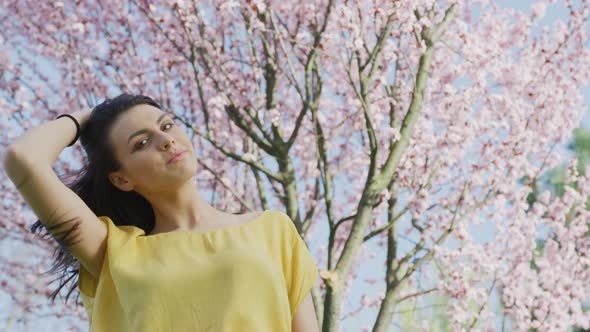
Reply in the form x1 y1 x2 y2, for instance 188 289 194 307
3 93 319 331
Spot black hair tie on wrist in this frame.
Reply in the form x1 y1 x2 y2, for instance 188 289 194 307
55 114 80 147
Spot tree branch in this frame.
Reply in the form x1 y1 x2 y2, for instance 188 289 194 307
172 113 284 182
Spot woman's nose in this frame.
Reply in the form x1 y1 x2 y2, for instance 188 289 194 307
160 134 175 150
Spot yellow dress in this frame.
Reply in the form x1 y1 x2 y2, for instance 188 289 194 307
78 209 319 332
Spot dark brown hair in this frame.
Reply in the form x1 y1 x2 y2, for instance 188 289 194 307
30 93 164 306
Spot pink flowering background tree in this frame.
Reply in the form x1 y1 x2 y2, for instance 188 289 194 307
1 0 590 331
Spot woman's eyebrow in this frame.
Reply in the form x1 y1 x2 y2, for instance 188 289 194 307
127 113 170 145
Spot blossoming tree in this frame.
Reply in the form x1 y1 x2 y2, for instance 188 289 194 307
1 0 590 331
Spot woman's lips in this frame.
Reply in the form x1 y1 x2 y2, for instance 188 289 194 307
167 151 186 163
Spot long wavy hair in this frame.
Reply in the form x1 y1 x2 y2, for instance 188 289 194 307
30 93 165 306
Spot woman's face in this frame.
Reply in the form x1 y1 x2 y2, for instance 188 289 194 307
107 104 197 194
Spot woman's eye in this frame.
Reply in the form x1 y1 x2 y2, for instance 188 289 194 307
134 122 174 150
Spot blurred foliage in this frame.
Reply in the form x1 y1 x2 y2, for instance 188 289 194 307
520 127 590 332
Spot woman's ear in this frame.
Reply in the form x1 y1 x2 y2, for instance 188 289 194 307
108 172 134 192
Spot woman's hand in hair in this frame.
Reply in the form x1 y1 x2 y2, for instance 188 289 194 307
72 109 92 129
